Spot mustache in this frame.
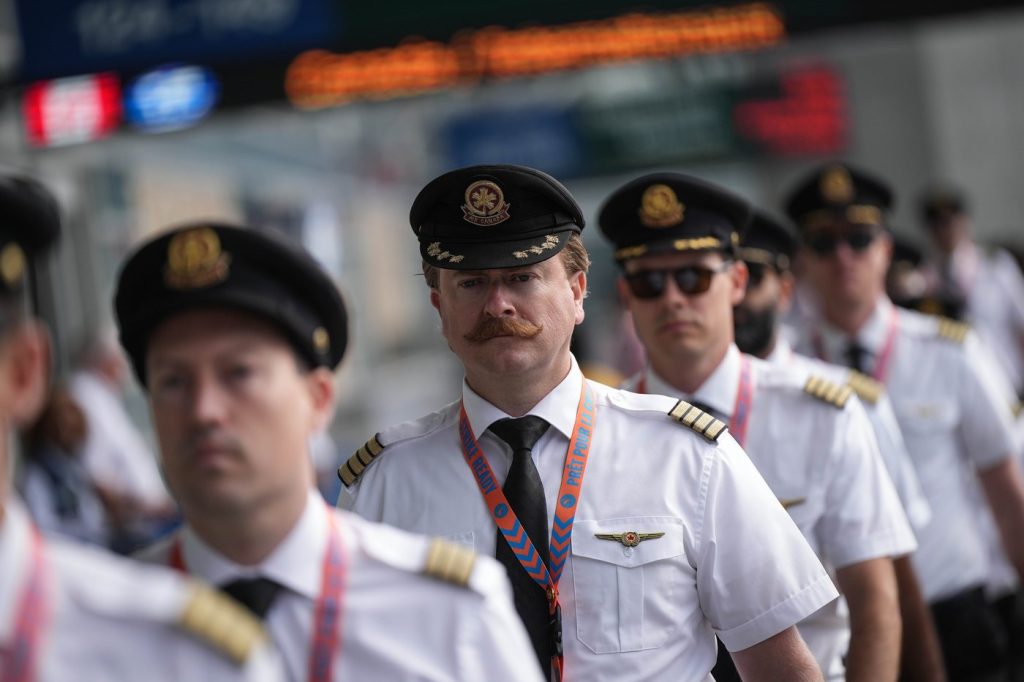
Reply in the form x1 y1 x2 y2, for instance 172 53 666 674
464 317 543 343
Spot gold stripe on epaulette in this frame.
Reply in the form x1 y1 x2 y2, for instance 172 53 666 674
845 371 882 405
179 584 266 665
804 375 852 409
668 400 726 442
424 539 475 587
1013 401 1024 419
936 317 969 344
338 434 385 487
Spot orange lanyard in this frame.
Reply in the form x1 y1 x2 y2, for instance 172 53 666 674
2 523 49 682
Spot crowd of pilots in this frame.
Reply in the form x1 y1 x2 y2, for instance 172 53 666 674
2 157 1024 682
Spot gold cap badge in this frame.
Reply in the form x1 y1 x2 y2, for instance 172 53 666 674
820 166 854 204
165 227 231 290
312 327 330 354
462 180 511 226
639 184 685 228
0 243 26 289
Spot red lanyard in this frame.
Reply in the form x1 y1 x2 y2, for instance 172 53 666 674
169 505 346 682
635 354 754 446
1 522 50 682
812 305 899 383
458 381 596 681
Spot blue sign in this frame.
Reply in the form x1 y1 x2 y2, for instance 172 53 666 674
125 64 220 132
15 0 336 81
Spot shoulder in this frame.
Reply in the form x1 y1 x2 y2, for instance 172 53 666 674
755 359 852 410
338 401 460 488
898 308 970 345
48 537 266 666
597 381 729 443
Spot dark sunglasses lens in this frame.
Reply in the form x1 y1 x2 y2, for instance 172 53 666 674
673 267 714 295
745 263 766 289
807 234 838 255
626 271 665 299
846 231 876 251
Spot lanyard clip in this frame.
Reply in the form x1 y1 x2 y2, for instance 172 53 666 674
549 603 563 657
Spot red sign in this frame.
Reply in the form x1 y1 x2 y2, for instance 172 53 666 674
22 73 122 147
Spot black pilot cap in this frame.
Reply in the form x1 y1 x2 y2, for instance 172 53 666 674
114 222 348 386
410 164 584 271
0 174 61 297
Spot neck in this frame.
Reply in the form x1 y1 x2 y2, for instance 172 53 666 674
822 296 879 336
650 342 729 396
466 353 572 417
185 484 309 566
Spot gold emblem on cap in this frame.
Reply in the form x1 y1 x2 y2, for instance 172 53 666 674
164 227 231 290
594 531 666 547
820 166 854 204
639 184 685 228
312 327 330 355
0 243 26 289
462 180 511 227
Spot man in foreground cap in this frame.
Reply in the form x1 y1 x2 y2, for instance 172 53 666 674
600 172 914 682
918 185 1024 399
785 161 1024 681
736 209 947 681
115 221 540 681
340 163 837 681
0 176 283 680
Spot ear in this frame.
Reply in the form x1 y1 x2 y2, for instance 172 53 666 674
728 260 749 306
777 271 796 314
878 232 894 267
305 367 337 433
615 276 634 308
570 270 587 325
1 322 51 428
429 287 441 313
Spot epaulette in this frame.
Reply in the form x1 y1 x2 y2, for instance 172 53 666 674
804 375 852 409
423 538 476 588
936 317 969 344
667 399 727 442
1013 401 1024 419
845 371 882 405
178 584 266 665
338 434 385 487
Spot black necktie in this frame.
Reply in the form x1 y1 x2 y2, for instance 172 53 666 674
219 577 283 620
845 340 870 374
489 415 552 676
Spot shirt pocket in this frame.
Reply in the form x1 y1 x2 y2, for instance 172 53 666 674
571 517 687 653
895 400 959 436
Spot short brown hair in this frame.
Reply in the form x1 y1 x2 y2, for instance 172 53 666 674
422 233 590 288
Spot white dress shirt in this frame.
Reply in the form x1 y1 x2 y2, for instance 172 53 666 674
0 499 282 681
627 345 916 679
793 296 1021 601
341 356 838 682
143 490 541 682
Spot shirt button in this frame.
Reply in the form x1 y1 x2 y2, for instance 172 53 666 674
623 547 633 558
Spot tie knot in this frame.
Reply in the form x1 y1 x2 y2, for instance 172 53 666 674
219 577 283 620
489 415 549 452
844 340 870 373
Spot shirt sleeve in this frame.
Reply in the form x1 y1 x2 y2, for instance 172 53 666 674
696 433 839 651
819 397 917 568
957 331 1020 470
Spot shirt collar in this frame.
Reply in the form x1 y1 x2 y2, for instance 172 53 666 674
461 354 583 442
646 344 741 418
0 499 31 643
180 489 326 601
816 296 893 360
767 336 794 365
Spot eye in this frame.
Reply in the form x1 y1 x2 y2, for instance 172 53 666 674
151 371 187 395
225 363 254 382
508 272 534 283
456 277 484 289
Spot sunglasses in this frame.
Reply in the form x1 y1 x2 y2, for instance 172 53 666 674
805 228 880 256
625 262 731 299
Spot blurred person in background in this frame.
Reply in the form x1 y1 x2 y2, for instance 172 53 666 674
734 208 946 681
17 385 110 547
69 330 178 551
341 164 837 682
601 173 914 682
116 222 541 682
918 187 1024 400
0 174 283 680
785 162 1024 682
885 235 964 319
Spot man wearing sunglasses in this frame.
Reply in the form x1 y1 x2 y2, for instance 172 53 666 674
341 164 838 682
737 210 947 681
785 162 1024 681
600 172 916 682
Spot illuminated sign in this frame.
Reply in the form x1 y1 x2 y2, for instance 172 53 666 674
22 73 122 147
285 3 785 109
125 65 221 132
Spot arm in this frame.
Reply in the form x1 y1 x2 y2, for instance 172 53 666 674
979 457 1024 583
731 626 823 682
892 555 948 682
835 558 901 682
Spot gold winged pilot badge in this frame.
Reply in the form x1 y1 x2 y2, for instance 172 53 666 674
594 531 665 548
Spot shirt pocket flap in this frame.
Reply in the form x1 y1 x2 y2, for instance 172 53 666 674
572 517 685 568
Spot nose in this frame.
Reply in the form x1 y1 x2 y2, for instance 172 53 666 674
660 272 689 307
482 280 516 318
190 372 228 425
